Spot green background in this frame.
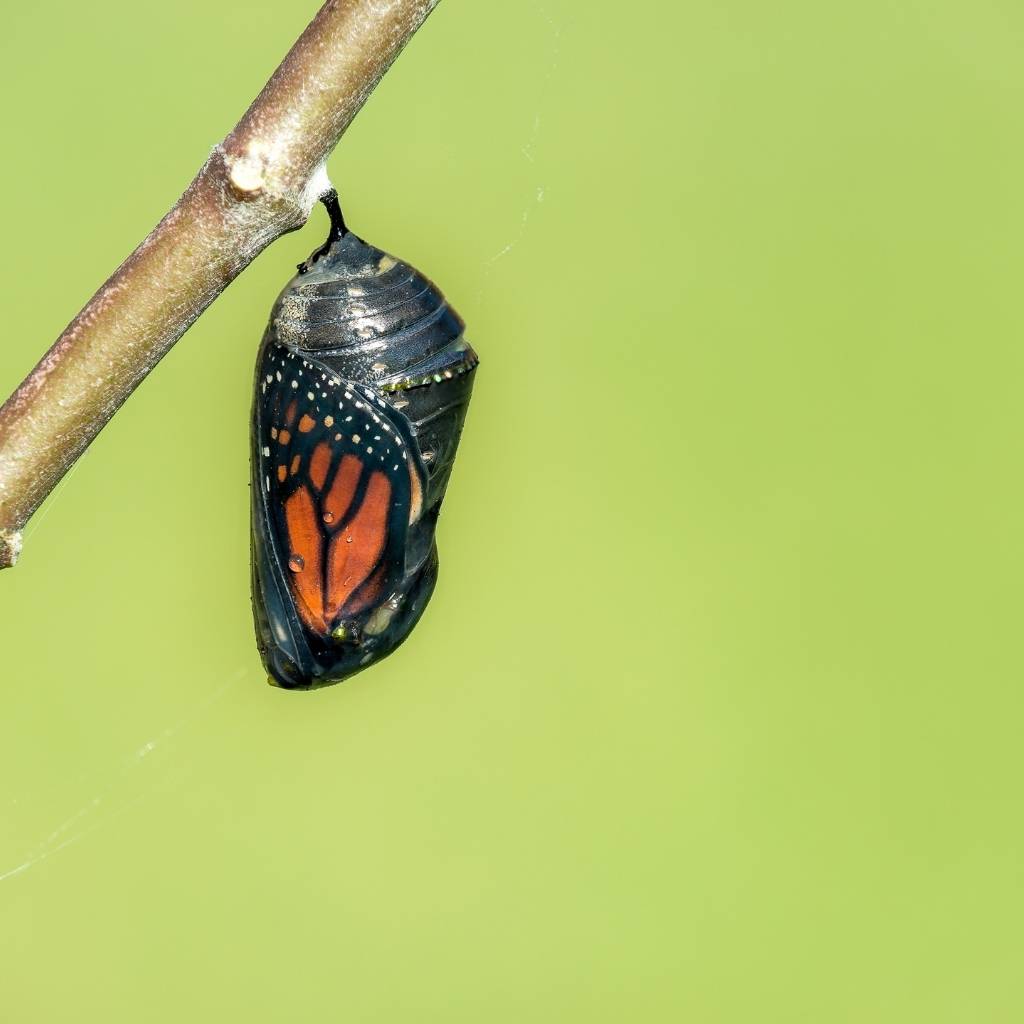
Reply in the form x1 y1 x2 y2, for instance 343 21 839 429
2 0 1023 1018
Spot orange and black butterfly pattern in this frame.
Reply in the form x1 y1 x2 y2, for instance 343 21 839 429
251 193 478 688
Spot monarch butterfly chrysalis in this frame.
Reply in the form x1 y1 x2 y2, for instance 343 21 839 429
250 191 478 689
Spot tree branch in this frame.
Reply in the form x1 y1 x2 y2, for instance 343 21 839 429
0 0 441 569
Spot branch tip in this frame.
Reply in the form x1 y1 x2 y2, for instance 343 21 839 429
0 529 23 569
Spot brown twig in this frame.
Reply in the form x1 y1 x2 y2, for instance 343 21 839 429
0 0 441 569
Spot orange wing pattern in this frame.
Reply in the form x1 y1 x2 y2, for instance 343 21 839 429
257 347 426 639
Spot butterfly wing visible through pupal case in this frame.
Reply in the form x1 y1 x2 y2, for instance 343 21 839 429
256 348 436 692
250 198 477 689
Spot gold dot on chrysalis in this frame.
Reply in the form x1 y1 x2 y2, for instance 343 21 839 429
288 555 304 572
